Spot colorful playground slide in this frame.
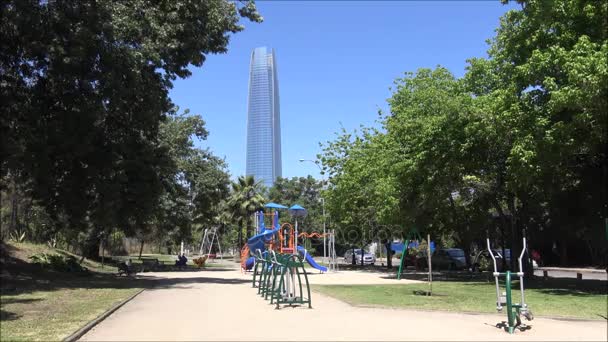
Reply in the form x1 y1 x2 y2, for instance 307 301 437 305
245 256 255 270
244 227 279 270
296 246 327 272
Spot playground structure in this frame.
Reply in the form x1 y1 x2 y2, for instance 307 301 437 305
239 203 336 309
487 237 534 334
241 208 335 273
299 231 338 272
199 227 222 262
396 229 435 280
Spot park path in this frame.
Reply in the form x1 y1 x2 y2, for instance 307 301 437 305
81 262 607 341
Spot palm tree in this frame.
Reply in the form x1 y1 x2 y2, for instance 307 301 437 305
226 175 266 250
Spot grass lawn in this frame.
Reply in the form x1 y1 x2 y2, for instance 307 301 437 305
1 286 141 341
1 242 144 341
312 278 607 320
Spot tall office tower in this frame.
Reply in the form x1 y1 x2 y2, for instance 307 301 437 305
246 47 282 188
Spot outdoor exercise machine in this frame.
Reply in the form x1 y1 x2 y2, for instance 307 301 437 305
245 203 314 309
252 249 312 309
487 237 534 334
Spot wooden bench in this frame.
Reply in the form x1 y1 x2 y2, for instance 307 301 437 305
139 258 160 272
117 262 137 276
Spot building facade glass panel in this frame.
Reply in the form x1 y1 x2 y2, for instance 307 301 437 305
246 47 282 188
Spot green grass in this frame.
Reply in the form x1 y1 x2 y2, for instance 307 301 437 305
1 286 141 341
312 280 608 320
1 242 144 341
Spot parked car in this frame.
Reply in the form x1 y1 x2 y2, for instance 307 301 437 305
344 249 376 265
431 248 467 270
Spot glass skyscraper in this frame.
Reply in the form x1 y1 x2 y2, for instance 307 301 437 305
246 47 282 188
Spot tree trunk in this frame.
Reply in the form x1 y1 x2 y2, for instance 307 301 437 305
246 216 252 239
138 239 144 259
237 224 243 250
385 241 393 268
81 229 101 260
560 242 568 266
493 200 509 271
10 180 18 233
508 195 519 272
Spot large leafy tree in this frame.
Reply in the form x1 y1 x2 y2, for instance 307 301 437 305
267 176 324 230
153 110 230 254
0 1 260 256
465 0 607 265
320 0 607 267
320 125 401 266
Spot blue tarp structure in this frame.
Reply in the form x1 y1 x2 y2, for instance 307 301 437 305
390 241 436 253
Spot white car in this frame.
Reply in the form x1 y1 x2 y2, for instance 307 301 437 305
344 249 376 265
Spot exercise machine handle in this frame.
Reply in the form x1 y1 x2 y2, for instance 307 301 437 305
518 237 527 310
487 238 502 311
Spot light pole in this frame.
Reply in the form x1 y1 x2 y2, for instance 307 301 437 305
299 158 327 263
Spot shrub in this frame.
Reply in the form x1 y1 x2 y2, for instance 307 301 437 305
29 253 88 273
478 255 491 271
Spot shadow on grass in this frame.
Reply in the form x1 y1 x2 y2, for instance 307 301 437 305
374 266 607 297
0 251 249 297
524 277 607 296
0 298 42 322
0 309 20 321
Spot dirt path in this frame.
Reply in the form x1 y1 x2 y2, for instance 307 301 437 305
81 263 607 341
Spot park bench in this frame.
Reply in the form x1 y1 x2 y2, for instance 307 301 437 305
117 262 137 276
139 257 160 272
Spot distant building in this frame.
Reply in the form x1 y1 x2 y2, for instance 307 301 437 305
246 47 282 187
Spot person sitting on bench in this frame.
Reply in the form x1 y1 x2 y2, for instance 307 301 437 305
175 254 188 267
118 258 135 276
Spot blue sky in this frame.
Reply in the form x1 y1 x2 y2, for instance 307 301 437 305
169 1 519 180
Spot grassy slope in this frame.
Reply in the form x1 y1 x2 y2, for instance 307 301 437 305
312 280 608 320
1 242 143 341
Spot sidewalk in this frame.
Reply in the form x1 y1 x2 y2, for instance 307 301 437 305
80 265 607 341
538 267 607 274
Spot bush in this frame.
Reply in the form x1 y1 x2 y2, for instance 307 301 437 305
29 253 88 273
478 255 491 271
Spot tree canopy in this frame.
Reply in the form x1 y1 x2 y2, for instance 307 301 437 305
1 0 261 256
319 0 607 266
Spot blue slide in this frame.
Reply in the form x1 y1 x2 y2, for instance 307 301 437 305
245 257 255 270
245 228 279 271
297 246 327 272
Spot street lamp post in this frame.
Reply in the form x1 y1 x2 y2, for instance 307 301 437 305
299 159 327 263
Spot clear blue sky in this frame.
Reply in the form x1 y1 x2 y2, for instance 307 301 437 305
169 1 519 180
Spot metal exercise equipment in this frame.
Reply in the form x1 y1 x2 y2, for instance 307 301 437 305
487 237 534 334
252 249 312 309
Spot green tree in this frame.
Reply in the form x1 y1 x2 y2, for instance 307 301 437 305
465 0 608 265
267 176 324 230
320 125 401 267
227 175 266 250
0 0 261 258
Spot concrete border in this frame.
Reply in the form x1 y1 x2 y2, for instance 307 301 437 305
63 288 145 342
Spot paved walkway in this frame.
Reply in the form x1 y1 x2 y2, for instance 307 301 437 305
81 263 607 341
